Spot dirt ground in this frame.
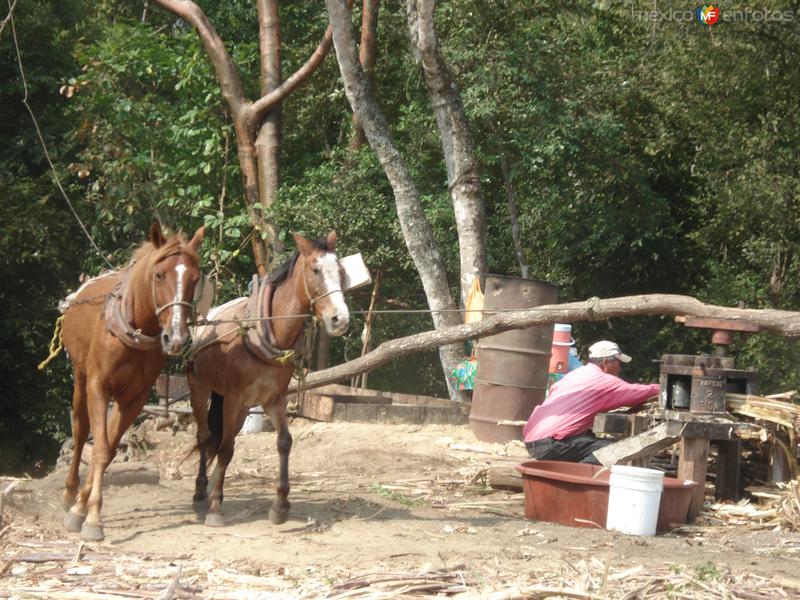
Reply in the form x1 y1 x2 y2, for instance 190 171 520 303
2 419 800 598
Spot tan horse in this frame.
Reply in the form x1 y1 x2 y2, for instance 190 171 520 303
189 232 349 526
61 223 205 541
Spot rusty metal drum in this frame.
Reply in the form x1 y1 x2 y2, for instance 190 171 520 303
469 275 559 443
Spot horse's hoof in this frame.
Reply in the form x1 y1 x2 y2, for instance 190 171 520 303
192 498 208 516
80 522 104 542
63 510 86 533
269 503 290 525
204 512 226 527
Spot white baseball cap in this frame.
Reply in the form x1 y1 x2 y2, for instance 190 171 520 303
588 340 632 363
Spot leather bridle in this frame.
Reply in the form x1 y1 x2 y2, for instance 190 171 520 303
150 252 199 320
300 253 343 310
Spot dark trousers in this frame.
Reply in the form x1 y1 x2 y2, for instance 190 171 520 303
525 432 613 465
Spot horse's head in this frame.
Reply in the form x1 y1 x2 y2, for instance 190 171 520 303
294 231 350 337
148 223 205 355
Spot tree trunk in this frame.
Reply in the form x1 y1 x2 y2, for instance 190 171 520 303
153 0 336 277
349 0 379 150
238 135 270 277
407 0 486 307
326 0 467 401
256 0 284 269
498 145 530 279
288 293 800 392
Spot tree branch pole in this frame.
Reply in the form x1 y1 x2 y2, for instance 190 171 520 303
287 293 800 394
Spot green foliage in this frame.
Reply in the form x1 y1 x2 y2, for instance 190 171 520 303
0 0 86 473
694 561 722 582
66 24 240 266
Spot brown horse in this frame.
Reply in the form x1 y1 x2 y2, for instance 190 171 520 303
188 232 349 526
60 223 205 541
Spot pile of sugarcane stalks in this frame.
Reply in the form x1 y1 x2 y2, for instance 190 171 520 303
698 477 800 532
726 391 800 433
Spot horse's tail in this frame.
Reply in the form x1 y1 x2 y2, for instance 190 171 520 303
208 391 224 445
197 391 224 464
182 391 224 465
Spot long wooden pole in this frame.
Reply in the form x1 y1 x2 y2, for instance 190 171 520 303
288 293 800 394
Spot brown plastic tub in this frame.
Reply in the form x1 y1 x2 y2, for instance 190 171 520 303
515 460 698 532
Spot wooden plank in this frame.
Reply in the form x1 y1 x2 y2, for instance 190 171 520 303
311 383 383 398
324 384 457 408
298 384 457 408
298 393 393 421
629 413 649 467
726 392 800 429
683 316 760 332
668 419 742 440
154 373 190 399
593 423 680 467
678 437 710 522
325 394 393 405
297 392 469 425
596 412 764 441
593 413 652 436
332 402 469 425
298 395 335 422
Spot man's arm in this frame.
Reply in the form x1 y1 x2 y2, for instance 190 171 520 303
602 379 660 412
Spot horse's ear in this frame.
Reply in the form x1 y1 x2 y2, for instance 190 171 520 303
149 223 167 248
188 226 205 251
293 232 313 254
326 230 337 252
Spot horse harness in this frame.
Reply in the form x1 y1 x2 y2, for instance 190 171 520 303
191 254 336 366
102 252 197 351
241 274 305 365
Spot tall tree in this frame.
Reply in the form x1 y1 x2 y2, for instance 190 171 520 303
152 0 336 276
325 0 467 401
349 0 379 150
406 0 486 304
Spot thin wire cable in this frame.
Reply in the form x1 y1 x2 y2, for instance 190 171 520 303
9 1 113 270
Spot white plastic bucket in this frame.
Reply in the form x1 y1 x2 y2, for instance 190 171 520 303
606 465 664 536
240 412 264 434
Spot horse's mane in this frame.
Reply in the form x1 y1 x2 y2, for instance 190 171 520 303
266 253 299 286
265 238 330 287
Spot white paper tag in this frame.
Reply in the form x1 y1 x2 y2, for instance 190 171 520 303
339 253 372 292
194 273 215 318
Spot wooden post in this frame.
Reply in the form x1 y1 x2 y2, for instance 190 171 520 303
715 440 741 501
593 423 679 467
678 437 710 522
352 271 381 389
629 414 649 468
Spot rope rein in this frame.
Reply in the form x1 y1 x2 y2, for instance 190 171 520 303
37 315 65 371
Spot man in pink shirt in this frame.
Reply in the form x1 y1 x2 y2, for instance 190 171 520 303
523 340 659 464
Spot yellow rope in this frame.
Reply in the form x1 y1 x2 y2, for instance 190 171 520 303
38 315 65 370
